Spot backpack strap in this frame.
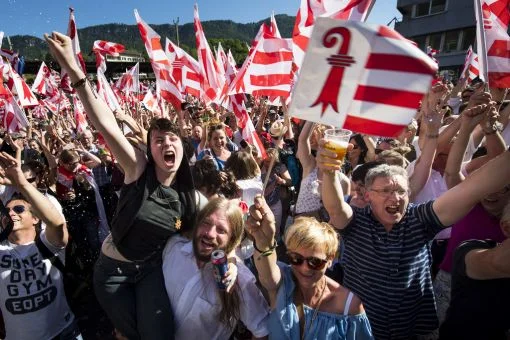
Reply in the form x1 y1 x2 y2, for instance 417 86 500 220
35 235 66 274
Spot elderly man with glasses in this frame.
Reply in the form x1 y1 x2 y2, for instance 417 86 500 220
318 137 510 339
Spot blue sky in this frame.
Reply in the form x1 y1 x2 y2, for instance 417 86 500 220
2 0 399 38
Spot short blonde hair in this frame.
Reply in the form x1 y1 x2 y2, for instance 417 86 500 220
284 217 339 259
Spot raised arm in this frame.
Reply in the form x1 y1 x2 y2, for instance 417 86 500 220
433 148 510 226
317 140 353 229
0 152 68 247
245 195 281 308
45 32 145 183
296 121 316 174
409 85 447 201
443 105 486 189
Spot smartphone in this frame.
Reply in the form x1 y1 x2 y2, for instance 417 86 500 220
0 141 15 157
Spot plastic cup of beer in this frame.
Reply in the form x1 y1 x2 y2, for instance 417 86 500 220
323 128 352 161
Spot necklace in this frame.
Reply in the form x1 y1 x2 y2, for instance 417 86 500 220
301 276 327 340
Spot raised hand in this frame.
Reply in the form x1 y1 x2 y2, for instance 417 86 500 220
0 152 26 187
461 103 491 131
43 32 80 75
245 195 276 250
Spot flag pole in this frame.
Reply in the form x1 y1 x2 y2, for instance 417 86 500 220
474 0 490 88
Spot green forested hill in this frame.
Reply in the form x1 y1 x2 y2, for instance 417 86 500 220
7 14 295 64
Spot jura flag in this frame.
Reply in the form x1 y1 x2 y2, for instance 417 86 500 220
289 19 437 137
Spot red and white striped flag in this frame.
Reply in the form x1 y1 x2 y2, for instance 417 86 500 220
242 116 267 160
194 4 225 103
41 91 71 115
32 62 59 97
73 95 89 133
115 62 140 95
61 7 87 93
461 46 482 82
270 12 282 39
135 10 182 109
165 38 203 98
142 88 162 115
216 42 228 74
292 0 375 71
475 0 510 87
5 63 39 107
0 86 29 133
97 70 122 112
93 40 125 73
426 46 439 64
228 33 293 98
289 19 437 137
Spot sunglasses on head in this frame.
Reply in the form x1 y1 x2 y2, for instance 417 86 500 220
209 124 223 130
287 251 329 270
6 205 27 214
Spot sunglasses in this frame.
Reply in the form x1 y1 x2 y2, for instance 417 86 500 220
287 251 329 270
6 205 27 214
209 124 224 130
26 177 37 183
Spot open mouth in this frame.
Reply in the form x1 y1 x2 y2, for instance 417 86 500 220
200 238 216 251
386 205 399 214
163 151 175 165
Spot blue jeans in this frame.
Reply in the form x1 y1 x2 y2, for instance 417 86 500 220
93 253 174 340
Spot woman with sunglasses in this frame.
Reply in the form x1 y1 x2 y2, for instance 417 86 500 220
46 32 197 339
245 195 373 340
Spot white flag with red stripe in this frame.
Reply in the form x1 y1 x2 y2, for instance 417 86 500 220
42 91 71 115
289 19 437 137
242 116 267 160
142 88 162 115
194 4 225 103
73 95 89 133
228 34 293 98
97 70 122 112
475 0 510 87
135 10 182 108
32 62 60 97
164 38 203 98
461 46 482 82
115 62 140 95
61 7 87 93
292 0 374 71
0 86 29 133
93 40 125 73
4 63 38 107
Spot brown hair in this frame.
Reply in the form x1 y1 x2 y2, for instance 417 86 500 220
59 150 80 165
224 150 261 180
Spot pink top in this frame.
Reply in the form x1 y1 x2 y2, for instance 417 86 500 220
439 203 505 273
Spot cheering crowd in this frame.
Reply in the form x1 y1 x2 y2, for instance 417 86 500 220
0 29 509 340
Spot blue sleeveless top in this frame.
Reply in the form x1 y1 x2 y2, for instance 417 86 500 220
268 264 374 340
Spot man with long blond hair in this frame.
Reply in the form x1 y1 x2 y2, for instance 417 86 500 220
162 197 269 339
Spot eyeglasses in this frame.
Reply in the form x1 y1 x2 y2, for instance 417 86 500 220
287 251 329 270
370 188 408 198
6 205 27 214
26 177 37 183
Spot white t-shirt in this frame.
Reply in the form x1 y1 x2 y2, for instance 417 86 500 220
162 236 269 340
0 231 74 340
236 176 263 207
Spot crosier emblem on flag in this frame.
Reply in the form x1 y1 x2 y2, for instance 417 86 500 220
310 27 355 115
290 18 437 137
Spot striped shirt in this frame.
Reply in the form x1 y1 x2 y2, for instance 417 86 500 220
341 201 444 339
